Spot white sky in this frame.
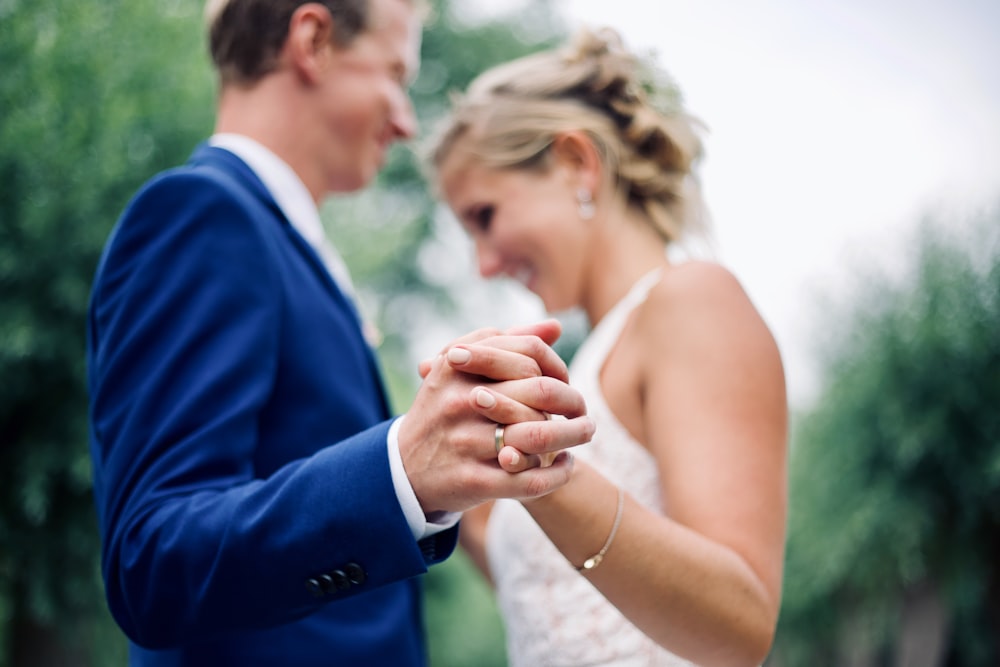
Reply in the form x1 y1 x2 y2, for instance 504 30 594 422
442 0 1000 408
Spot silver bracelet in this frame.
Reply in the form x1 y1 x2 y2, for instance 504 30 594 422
577 485 625 572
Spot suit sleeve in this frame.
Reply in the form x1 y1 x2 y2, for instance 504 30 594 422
88 171 450 649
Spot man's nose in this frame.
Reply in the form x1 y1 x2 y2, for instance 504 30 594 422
392 95 417 140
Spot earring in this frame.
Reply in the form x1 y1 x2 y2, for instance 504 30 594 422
576 188 595 220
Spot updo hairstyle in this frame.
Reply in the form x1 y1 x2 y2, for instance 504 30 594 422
429 27 706 244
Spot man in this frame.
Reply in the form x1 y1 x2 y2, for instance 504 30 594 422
86 0 594 664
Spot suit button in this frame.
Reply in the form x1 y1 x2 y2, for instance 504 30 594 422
329 569 351 591
345 562 367 585
305 578 324 598
318 573 337 594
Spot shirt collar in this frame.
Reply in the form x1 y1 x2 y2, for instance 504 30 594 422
208 133 327 252
207 133 356 297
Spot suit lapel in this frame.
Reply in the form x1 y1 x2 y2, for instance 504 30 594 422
187 143 394 417
187 145 358 315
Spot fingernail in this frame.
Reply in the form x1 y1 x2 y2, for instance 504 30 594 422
474 388 496 408
509 449 520 466
447 347 472 364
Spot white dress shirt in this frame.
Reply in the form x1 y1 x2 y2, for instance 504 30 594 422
208 133 458 540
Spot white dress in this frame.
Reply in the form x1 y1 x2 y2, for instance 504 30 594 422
487 270 697 666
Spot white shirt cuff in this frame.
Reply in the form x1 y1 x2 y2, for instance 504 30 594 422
388 415 462 541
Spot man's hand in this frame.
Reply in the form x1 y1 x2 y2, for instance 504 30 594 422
399 321 594 515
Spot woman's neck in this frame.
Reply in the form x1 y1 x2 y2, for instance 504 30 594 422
580 210 670 327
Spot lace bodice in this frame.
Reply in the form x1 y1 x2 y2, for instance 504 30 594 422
486 270 696 666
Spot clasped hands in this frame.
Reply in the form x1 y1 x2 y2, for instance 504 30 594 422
399 319 595 516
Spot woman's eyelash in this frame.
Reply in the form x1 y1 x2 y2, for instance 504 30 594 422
471 205 494 231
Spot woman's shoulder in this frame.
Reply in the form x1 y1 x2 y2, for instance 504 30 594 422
635 259 775 351
650 260 752 313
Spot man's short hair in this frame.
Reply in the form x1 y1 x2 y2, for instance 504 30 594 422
205 0 371 85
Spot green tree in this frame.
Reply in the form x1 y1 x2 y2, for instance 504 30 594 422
1 0 565 664
1 0 213 664
770 204 1000 667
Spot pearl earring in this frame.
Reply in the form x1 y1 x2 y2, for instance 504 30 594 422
576 188 595 220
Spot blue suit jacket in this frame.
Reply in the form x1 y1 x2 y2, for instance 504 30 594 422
87 144 457 666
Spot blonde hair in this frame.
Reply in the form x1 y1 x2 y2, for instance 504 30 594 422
428 28 706 244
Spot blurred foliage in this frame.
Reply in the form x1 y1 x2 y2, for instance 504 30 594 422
1 0 213 663
769 205 1000 666
1 0 562 664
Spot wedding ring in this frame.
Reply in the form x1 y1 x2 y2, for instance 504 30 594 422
494 424 506 454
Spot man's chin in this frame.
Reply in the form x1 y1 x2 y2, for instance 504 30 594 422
329 170 376 194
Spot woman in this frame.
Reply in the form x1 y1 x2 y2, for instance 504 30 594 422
427 28 788 667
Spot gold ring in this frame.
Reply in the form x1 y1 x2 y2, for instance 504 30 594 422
494 424 506 454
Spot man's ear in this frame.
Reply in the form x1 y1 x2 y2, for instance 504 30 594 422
551 131 603 194
284 3 335 84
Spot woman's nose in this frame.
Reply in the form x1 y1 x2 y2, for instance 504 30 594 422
475 240 503 279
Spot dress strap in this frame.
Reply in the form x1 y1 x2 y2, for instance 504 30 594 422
615 268 663 316
578 268 663 365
